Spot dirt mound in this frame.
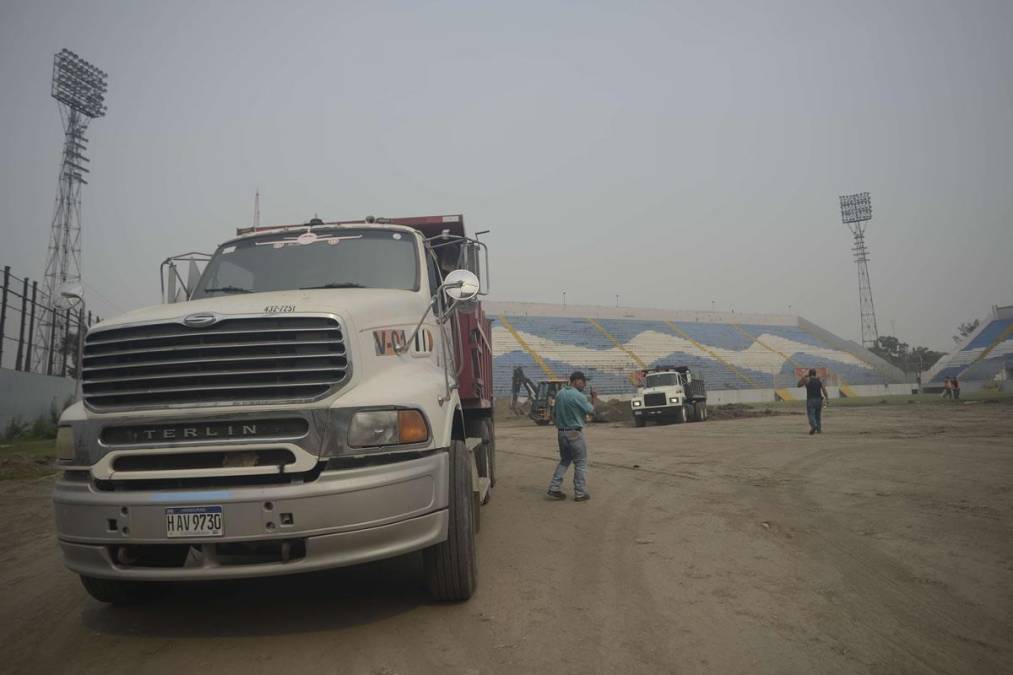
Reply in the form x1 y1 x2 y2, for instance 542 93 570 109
493 397 538 425
708 403 795 420
493 396 632 425
594 398 632 423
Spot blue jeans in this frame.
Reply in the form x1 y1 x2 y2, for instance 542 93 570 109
806 399 823 432
549 429 588 496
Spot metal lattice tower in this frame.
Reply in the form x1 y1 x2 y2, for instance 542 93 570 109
36 49 108 373
839 192 879 348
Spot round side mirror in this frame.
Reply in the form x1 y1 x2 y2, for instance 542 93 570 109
443 269 480 302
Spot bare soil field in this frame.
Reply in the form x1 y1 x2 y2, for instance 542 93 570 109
0 403 1010 674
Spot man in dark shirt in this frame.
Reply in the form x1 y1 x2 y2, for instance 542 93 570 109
797 368 829 435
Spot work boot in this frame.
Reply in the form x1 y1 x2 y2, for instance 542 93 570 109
574 493 591 502
547 490 566 500
809 428 816 435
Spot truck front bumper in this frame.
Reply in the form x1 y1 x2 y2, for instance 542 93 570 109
633 405 679 418
54 451 449 581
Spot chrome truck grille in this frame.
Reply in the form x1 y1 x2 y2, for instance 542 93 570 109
82 315 348 410
644 392 667 407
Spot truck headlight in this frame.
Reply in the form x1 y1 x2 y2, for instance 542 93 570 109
348 409 430 448
632 400 642 407
670 397 680 404
56 426 75 461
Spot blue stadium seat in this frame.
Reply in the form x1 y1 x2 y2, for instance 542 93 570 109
964 319 1013 351
491 313 886 396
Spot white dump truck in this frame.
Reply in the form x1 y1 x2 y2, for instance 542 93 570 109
53 215 496 604
630 365 708 427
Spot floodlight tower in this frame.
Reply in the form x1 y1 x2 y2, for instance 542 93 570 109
37 49 108 373
839 192 879 348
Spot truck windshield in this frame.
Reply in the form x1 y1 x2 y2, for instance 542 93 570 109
191 228 419 298
646 373 680 388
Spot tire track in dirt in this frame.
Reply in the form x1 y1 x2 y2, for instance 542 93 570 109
750 444 1011 673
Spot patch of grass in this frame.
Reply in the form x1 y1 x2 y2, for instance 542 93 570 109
0 439 57 457
0 440 58 481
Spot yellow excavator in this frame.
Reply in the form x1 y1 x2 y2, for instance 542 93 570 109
512 367 603 425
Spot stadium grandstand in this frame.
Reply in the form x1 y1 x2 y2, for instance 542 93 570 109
924 305 1013 391
487 301 908 401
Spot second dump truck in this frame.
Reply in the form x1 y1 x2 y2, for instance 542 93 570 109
630 366 708 427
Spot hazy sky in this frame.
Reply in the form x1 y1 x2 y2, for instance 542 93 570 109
1 0 1011 350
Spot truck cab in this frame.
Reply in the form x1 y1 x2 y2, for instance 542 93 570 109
630 366 708 427
53 215 494 604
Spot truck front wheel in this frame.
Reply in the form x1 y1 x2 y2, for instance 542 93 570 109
633 415 645 428
424 440 478 601
80 575 162 605
676 405 688 423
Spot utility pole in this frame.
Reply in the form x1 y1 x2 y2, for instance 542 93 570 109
253 188 261 229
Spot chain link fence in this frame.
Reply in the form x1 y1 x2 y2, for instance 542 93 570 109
0 264 99 377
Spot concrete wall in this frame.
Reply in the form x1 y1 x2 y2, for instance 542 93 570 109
0 369 77 431
943 380 1011 396
706 389 777 405
845 383 918 397
600 382 919 406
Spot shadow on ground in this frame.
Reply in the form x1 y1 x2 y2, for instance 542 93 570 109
81 552 431 638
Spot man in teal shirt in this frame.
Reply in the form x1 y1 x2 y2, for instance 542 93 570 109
547 371 597 502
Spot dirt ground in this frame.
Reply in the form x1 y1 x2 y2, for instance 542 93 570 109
0 403 1010 674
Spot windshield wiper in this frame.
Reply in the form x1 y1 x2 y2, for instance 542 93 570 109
202 285 252 295
300 282 366 289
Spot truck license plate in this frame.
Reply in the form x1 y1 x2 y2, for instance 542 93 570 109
165 505 224 538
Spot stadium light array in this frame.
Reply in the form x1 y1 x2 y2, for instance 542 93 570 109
839 192 872 225
51 49 108 118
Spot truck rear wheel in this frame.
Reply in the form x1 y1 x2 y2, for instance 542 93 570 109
424 440 477 601
80 575 161 605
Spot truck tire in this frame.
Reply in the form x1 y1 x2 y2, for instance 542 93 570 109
423 440 477 601
79 575 161 605
691 402 704 422
676 405 687 424
633 415 645 428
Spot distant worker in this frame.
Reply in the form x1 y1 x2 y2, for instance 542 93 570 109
511 366 534 415
952 375 960 400
547 371 597 502
797 368 829 435
942 377 953 400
